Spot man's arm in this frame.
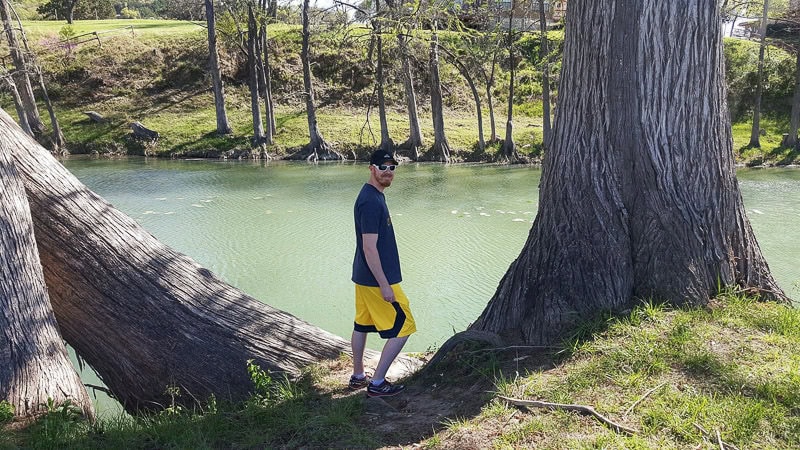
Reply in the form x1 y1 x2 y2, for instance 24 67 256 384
362 233 395 302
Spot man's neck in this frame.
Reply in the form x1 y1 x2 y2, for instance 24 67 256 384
368 179 385 193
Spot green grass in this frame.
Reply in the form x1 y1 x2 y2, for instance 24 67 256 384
426 293 800 449
731 115 800 166
3 293 800 448
20 19 205 40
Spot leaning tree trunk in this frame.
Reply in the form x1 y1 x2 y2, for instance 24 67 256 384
0 136 94 421
205 0 232 135
441 46 485 151
426 28 451 162
470 0 787 346
0 0 43 133
0 107 354 413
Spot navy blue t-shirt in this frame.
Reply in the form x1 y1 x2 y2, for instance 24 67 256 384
352 183 402 286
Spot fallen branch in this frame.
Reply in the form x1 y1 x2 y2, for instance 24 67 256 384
623 382 666 417
693 423 739 450
499 395 638 435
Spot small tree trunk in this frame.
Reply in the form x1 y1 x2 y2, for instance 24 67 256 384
248 5 266 148
484 46 499 143
398 32 423 158
787 50 800 148
205 0 232 135
36 68 66 154
499 1 520 162
374 0 394 152
538 0 552 149
258 0 275 144
2 75 32 136
0 0 43 133
0 136 93 421
441 46 484 151
427 27 450 162
1 107 353 413
300 0 337 160
749 0 769 148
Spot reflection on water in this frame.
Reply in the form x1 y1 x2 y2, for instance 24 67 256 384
59 158 799 413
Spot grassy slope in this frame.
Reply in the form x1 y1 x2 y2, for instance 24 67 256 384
8 20 542 161
5 20 796 163
2 292 798 449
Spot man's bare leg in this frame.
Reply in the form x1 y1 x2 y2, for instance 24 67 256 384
372 335 409 382
351 330 367 376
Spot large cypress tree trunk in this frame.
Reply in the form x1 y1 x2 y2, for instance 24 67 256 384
0 136 93 421
471 0 787 346
1 108 353 413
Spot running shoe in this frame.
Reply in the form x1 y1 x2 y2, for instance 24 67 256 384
367 380 405 397
348 374 371 390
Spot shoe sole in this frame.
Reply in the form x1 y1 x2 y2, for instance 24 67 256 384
366 389 405 397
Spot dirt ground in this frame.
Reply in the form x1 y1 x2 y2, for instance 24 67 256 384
317 343 561 449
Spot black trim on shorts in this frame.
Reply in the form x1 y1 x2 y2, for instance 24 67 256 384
354 322 378 333
378 302 406 339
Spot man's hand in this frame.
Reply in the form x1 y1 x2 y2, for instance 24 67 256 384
380 284 396 303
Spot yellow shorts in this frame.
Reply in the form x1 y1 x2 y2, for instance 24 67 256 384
354 283 416 339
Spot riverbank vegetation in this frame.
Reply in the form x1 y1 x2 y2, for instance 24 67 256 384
1 15 798 164
1 292 798 448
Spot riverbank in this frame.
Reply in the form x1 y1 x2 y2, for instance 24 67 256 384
3 19 798 165
2 292 798 448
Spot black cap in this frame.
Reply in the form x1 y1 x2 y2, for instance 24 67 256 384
369 149 398 166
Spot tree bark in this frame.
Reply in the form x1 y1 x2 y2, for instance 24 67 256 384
0 134 93 421
749 0 769 148
426 28 451 162
205 0 233 135
0 0 43 133
471 0 787 346
1 107 353 413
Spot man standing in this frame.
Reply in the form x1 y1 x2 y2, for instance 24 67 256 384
349 149 416 397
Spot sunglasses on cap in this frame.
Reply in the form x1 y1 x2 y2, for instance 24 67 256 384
373 164 397 171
